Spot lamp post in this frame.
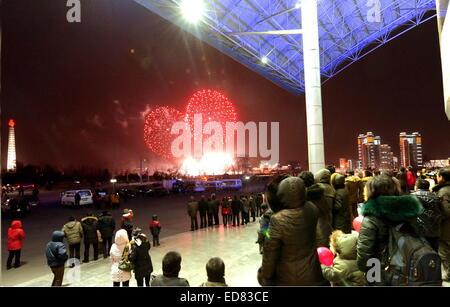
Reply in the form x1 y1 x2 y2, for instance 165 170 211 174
140 158 147 184
110 178 117 193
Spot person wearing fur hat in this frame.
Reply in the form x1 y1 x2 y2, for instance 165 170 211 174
120 209 134 240
356 174 423 285
258 175 326 286
321 230 365 286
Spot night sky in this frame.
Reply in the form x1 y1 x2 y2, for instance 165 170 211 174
2 0 449 172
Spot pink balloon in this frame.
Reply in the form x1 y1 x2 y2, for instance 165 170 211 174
317 247 334 266
353 216 364 233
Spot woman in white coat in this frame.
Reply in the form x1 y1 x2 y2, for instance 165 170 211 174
110 229 131 286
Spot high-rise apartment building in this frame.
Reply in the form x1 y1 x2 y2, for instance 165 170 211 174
399 132 423 168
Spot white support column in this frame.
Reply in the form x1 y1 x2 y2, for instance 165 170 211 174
301 0 325 173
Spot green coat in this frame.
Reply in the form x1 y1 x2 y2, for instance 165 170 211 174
433 182 450 241
321 232 365 286
356 195 423 283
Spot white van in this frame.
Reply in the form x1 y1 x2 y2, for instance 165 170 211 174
221 179 242 190
61 189 94 206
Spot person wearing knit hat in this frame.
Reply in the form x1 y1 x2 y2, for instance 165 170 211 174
120 209 134 240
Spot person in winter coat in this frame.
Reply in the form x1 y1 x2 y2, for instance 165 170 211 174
332 174 352 234
359 170 373 202
187 196 199 231
149 215 161 246
7 220 25 269
241 196 250 225
121 209 134 240
406 166 417 192
396 167 408 194
81 213 99 263
221 196 230 226
209 194 220 226
410 179 442 251
356 174 423 285
432 167 450 282
151 251 189 286
256 193 263 217
110 229 131 287
198 195 208 228
256 204 273 254
129 232 153 287
45 231 68 286
61 216 83 261
308 169 336 248
231 195 241 227
321 230 365 286
258 176 326 286
249 194 257 222
199 257 228 287
345 170 361 219
97 211 116 258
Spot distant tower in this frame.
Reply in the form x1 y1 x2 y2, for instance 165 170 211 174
7 119 17 172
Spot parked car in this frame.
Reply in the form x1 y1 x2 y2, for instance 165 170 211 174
60 189 93 207
1 197 32 217
136 185 153 197
149 183 170 197
118 188 137 200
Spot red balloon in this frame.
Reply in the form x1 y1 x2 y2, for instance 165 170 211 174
353 216 364 233
317 247 334 266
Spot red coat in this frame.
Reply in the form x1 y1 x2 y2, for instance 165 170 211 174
406 171 416 187
7 220 25 251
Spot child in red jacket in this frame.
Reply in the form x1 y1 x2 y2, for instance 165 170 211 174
7 220 25 269
149 215 161 247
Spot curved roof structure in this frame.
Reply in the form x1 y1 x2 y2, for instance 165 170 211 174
134 0 436 94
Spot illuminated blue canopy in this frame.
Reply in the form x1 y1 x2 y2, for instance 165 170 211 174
134 0 436 94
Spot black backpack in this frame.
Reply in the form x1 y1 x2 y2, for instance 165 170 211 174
384 223 442 286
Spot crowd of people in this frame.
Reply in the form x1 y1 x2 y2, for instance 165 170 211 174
5 165 450 286
187 192 264 231
257 166 449 286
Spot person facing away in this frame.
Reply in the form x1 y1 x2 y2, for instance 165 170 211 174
241 196 250 224
97 211 116 258
198 195 208 228
110 229 131 287
221 196 230 226
255 193 263 217
81 213 99 263
45 230 68 287
406 166 417 192
61 216 83 263
307 169 335 248
249 194 257 222
432 167 450 282
129 231 153 287
321 230 365 286
209 193 220 226
7 220 25 269
331 174 352 234
149 215 161 246
121 208 134 240
231 195 241 227
74 192 81 207
150 251 190 286
356 174 423 285
258 175 326 286
199 257 228 287
396 167 408 194
187 195 199 231
345 170 361 219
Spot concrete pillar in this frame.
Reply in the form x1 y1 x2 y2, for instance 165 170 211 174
301 0 325 172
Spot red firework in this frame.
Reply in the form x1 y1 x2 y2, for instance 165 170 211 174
185 89 238 135
144 106 184 159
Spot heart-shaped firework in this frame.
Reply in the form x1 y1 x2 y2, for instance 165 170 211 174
144 106 184 159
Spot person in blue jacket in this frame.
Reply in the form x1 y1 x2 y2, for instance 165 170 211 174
45 230 68 286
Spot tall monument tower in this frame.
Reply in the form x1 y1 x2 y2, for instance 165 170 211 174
7 119 17 172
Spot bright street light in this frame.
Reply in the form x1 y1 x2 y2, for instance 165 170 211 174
180 0 205 23
261 56 269 64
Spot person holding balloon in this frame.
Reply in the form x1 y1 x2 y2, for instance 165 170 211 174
319 230 365 286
